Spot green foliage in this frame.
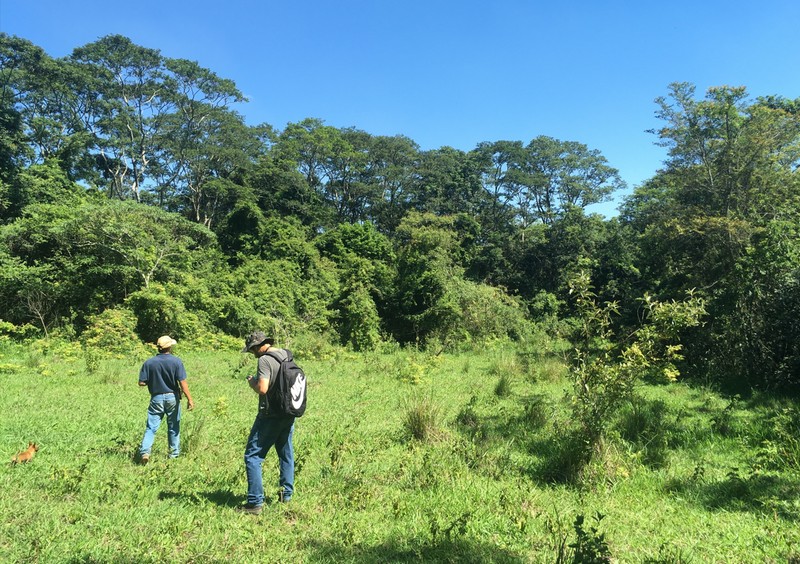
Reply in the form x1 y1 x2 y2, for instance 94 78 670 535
0 200 218 333
567 513 612 564
390 212 534 347
568 270 706 455
625 83 800 391
615 398 672 468
80 307 145 357
125 283 209 344
317 222 395 350
402 391 442 442
0 318 38 341
6 160 87 218
754 406 800 472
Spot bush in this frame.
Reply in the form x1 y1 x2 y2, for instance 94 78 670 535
616 398 672 468
0 319 39 341
126 284 211 344
403 392 442 442
81 308 146 359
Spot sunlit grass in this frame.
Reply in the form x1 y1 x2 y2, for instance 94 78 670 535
1 338 799 562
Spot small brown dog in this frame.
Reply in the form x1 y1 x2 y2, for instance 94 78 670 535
11 442 38 465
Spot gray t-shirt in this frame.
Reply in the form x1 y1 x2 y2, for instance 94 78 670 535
256 348 287 415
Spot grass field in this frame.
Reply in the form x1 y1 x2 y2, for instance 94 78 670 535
1 338 799 562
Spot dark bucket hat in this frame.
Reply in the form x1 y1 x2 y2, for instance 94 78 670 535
242 331 274 353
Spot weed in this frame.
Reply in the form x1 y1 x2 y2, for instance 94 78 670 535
753 406 800 471
213 396 230 417
616 398 671 468
570 512 612 563
536 429 594 484
85 348 100 374
181 415 206 454
403 392 441 441
711 395 742 437
455 396 480 431
495 373 512 397
533 357 568 382
522 394 549 429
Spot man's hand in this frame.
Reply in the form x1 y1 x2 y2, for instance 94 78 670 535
187 398 195 411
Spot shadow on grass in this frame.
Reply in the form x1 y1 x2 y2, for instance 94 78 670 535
667 471 800 521
305 537 526 563
158 489 244 508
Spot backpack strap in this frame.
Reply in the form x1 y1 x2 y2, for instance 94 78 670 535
264 349 290 363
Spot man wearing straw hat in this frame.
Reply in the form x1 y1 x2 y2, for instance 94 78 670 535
137 335 195 463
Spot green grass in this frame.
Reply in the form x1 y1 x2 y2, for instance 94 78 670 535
1 340 799 562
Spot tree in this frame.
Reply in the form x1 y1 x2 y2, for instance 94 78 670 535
69 35 169 201
410 146 485 217
364 134 420 234
625 83 800 390
0 200 217 332
151 58 254 226
520 136 624 226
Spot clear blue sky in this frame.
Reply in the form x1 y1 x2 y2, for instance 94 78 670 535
2 0 799 216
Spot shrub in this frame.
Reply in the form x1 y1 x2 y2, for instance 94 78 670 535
81 308 143 356
126 283 212 345
522 394 549 429
616 398 671 468
403 392 441 442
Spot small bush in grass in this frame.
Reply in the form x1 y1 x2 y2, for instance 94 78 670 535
754 406 800 471
494 373 512 397
616 398 671 468
522 394 549 429
536 429 594 484
403 392 441 441
489 355 524 380
181 415 206 455
711 395 743 437
533 357 569 382
456 397 479 430
569 512 612 563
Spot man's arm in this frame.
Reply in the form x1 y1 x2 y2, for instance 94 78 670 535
179 379 194 410
247 354 271 395
247 374 269 395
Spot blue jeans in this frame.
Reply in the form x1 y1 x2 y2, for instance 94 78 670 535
244 415 295 506
139 393 181 458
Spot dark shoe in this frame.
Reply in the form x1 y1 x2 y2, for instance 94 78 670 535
278 490 291 503
235 504 263 515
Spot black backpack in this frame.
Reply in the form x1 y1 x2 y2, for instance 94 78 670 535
261 349 307 417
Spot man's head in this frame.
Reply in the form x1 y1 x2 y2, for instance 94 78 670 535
242 331 274 355
157 335 177 352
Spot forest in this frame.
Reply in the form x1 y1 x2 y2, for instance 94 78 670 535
2 32 800 396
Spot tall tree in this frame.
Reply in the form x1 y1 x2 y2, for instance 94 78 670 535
364 134 419 233
520 136 624 225
69 35 169 201
627 83 800 390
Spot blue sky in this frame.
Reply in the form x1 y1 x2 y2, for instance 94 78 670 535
2 0 799 216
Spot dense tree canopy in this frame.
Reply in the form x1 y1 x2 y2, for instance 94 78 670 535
3 33 800 393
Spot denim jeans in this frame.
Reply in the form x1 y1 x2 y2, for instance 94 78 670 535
139 393 181 458
244 415 295 506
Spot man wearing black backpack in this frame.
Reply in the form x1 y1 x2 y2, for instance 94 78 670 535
236 331 298 515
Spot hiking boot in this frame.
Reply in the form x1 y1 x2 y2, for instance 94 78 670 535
139 454 150 465
235 504 263 515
